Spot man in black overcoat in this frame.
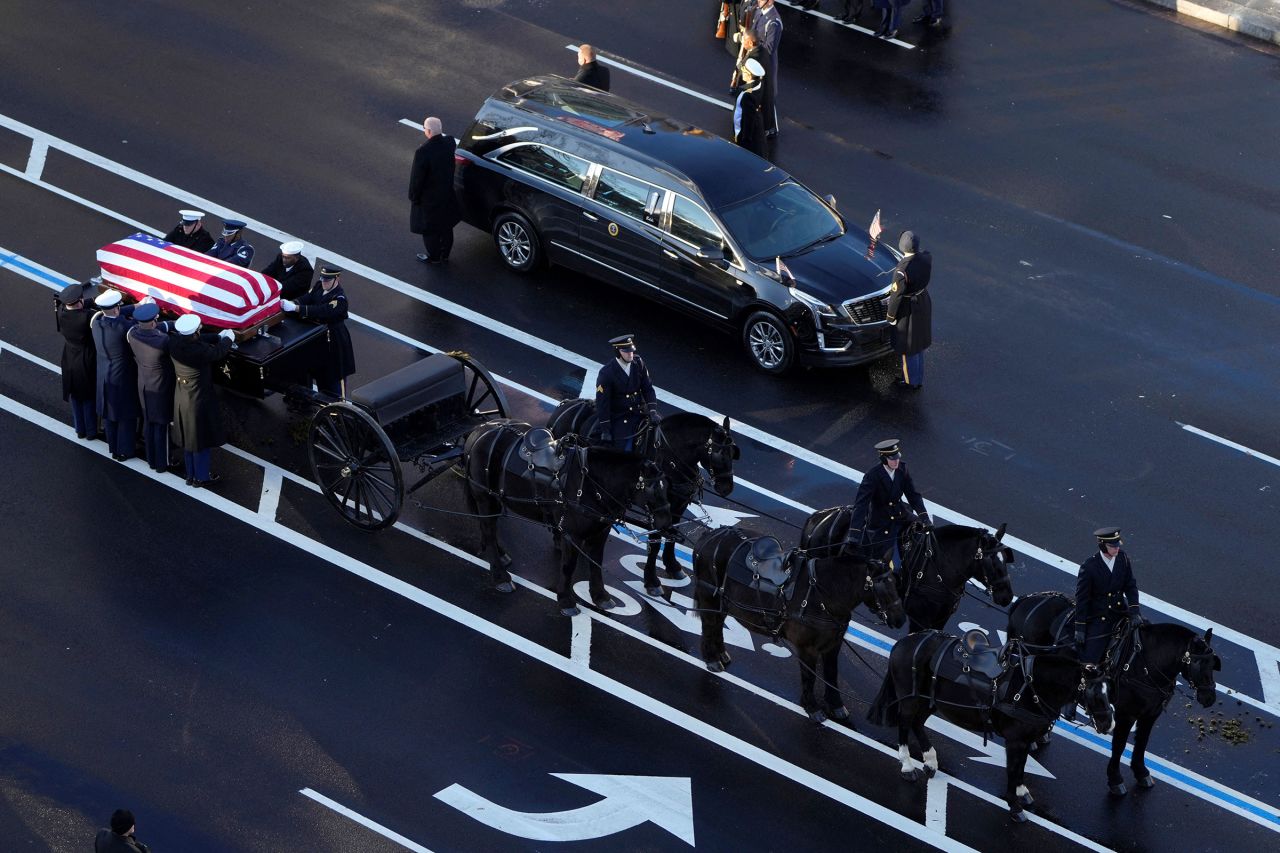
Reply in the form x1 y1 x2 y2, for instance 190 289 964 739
56 282 98 439
574 44 611 91
849 439 930 575
90 289 140 461
1074 526 1141 667
594 334 659 451
162 209 215 253
409 116 462 264
126 302 175 473
170 314 234 487
281 266 355 398
260 240 314 300
886 230 932 389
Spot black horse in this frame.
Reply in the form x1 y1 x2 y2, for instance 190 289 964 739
691 507 908 723
868 629 1114 822
893 522 1016 632
461 419 673 616
548 400 738 595
1007 591 1221 796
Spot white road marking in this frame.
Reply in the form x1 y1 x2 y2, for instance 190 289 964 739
0 160 161 237
300 788 435 852
925 774 948 833
570 611 593 668
564 45 733 111
773 0 917 49
24 139 48 180
258 467 283 520
1179 422 1280 468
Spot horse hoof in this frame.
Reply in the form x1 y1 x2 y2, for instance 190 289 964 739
644 585 662 597
1010 809 1029 824
706 660 724 673
494 581 514 594
593 596 617 610
1136 774 1154 790
1037 731 1052 746
828 705 850 722
661 566 685 579
499 552 513 568
807 709 827 724
560 606 580 617
924 764 937 779
718 651 732 667
900 768 921 783
1108 782 1127 797
1017 792 1034 807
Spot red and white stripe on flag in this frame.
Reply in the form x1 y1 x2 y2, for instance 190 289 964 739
868 209 882 241
96 233 281 329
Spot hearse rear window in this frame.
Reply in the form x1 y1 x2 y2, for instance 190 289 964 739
496 144 590 193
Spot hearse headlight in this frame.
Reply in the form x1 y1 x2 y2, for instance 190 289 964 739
789 286 839 319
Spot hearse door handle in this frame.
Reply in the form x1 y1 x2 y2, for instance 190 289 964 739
582 211 599 222
662 248 679 260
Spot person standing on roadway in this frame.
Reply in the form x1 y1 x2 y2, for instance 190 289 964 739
126 302 176 473
90 289 141 461
170 313 235 487
260 240 314 300
162 209 215 253
574 44 611 91
594 334 660 451
733 58 767 157
409 116 462 265
280 266 355 398
886 229 932 389
55 282 99 440
743 0 782 137
94 808 150 852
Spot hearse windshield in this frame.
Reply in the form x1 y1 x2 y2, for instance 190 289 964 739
717 181 844 261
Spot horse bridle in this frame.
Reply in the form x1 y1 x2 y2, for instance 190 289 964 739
864 558 899 624
971 538 1013 598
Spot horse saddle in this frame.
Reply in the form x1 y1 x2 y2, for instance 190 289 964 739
517 427 567 488
931 631 1007 707
725 536 792 600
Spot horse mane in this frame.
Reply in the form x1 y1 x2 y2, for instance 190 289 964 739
1141 622 1198 646
659 411 714 434
932 524 984 545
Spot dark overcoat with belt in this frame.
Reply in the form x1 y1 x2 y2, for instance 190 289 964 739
297 283 355 384
594 356 656 443
260 253 315 300
849 462 927 544
170 332 233 452
127 325 175 425
58 304 97 401
887 251 932 356
91 307 140 421
409 134 461 235
1074 550 1140 661
163 223 215 253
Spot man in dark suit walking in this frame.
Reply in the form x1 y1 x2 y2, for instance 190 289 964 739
574 44 611 91
593 334 659 451
409 116 462 265
887 230 932 389
850 439 930 575
1074 527 1142 668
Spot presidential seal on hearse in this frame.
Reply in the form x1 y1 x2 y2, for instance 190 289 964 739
454 75 901 374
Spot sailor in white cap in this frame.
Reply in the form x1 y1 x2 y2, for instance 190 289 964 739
163 209 215 253
733 58 767 157
260 239 314 300
90 290 142 461
169 314 235 487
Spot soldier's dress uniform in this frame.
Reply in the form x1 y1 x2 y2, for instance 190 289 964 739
594 334 658 452
849 439 928 573
260 240 314 300
126 303 175 473
170 315 234 486
747 1 783 136
886 230 932 389
90 291 140 460
207 219 255 267
293 267 355 398
162 209 215 253
1074 527 1141 666
56 283 98 439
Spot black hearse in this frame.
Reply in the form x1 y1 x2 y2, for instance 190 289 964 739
454 75 900 373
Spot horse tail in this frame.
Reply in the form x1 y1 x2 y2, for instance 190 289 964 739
867 667 900 727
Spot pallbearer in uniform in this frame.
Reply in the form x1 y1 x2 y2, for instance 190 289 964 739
56 282 99 440
207 218 255 267
90 289 140 461
593 334 659 451
259 240 314 300
163 209 215 253
886 230 932 389
849 439 930 575
169 314 235 487
280 266 355 398
1074 526 1142 669
126 302 175 473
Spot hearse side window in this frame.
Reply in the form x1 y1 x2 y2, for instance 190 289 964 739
669 196 724 250
495 144 590 193
593 168 662 223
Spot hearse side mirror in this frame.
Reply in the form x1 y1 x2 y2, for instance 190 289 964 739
696 245 725 264
823 194 838 210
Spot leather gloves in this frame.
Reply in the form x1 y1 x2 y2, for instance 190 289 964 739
647 405 662 423
1128 610 1142 628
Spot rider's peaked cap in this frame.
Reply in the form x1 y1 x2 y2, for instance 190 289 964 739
875 438 901 458
319 265 342 279
1094 526 1122 546
609 334 636 351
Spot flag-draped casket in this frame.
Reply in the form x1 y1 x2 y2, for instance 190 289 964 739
96 233 281 330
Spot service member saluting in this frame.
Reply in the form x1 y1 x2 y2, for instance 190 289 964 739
849 439 930 576
163 209 215 253
1074 526 1142 669
55 282 99 440
594 334 659 451
170 314 235 487
280 266 355 399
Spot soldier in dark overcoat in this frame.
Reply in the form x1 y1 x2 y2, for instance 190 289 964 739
1074 527 1141 667
849 439 930 574
162 209 215 253
90 289 140 461
169 314 234 486
886 230 932 389
280 266 355 398
260 240 314 300
126 303 175 473
593 334 659 451
56 282 99 439
409 117 462 264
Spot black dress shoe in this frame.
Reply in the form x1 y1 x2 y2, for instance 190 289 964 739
185 477 195 486
912 13 928 23
111 453 126 462
193 474 222 488
415 253 430 263
884 29 898 39
894 379 922 390
929 16 943 27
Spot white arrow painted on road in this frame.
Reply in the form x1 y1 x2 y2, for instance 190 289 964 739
695 505 757 529
435 774 695 845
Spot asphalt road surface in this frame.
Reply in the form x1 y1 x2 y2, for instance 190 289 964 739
2 1 1278 850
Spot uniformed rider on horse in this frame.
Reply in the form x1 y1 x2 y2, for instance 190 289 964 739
849 439 931 577
593 334 660 451
1075 526 1142 670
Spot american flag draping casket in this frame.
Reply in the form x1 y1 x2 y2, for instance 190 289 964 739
96 232 281 330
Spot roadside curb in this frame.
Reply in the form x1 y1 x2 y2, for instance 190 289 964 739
1144 0 1280 46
